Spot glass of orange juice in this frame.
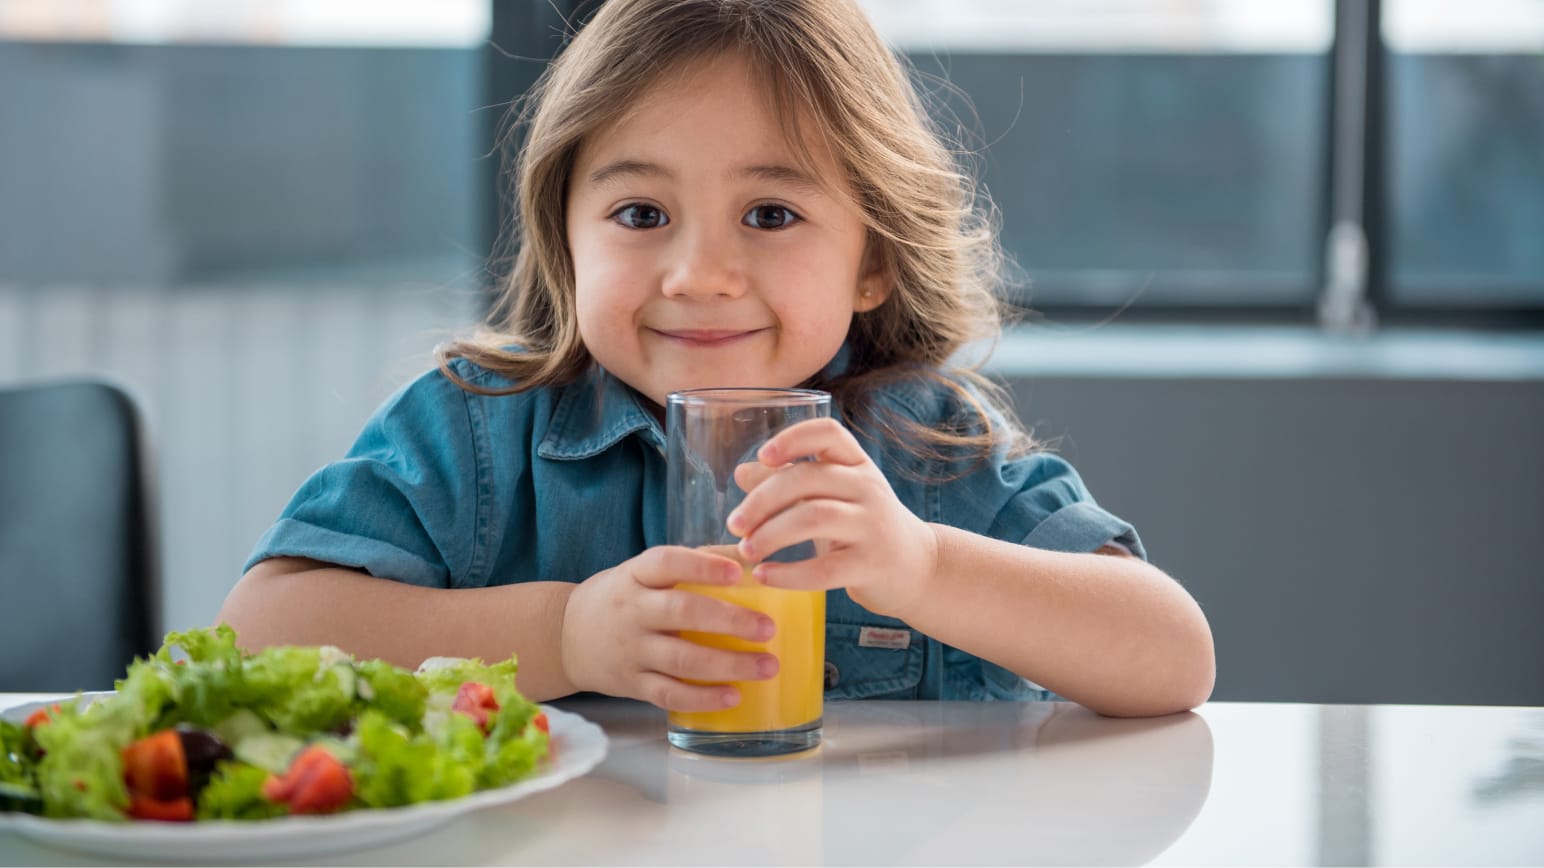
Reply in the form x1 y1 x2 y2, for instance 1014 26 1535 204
665 388 830 757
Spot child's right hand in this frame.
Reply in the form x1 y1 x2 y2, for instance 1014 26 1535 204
559 546 779 712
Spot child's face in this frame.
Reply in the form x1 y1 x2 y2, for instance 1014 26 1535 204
565 52 888 409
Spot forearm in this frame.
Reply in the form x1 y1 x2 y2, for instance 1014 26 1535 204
896 525 1215 718
217 557 579 701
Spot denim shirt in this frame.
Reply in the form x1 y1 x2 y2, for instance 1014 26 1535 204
247 358 1144 702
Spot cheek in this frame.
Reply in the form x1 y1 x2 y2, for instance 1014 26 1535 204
573 281 643 353
571 229 650 292
570 241 639 334
573 287 619 345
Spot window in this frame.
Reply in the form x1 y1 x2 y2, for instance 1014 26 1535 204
859 0 1543 322
1383 0 1544 308
0 1 490 285
0 0 488 47
860 0 1335 311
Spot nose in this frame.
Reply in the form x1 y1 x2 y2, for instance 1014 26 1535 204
661 222 749 300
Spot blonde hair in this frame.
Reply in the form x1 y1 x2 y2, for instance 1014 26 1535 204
441 0 1033 466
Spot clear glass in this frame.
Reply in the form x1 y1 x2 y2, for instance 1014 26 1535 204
665 388 830 758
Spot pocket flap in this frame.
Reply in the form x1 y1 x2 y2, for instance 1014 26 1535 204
823 622 925 700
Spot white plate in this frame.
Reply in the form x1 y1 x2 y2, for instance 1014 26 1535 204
0 696 608 862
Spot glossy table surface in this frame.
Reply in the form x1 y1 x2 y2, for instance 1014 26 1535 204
1 693 1540 865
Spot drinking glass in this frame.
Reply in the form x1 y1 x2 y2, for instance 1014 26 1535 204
665 387 830 757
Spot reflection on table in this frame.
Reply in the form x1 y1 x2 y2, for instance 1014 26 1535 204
568 698 1213 866
0 695 1540 866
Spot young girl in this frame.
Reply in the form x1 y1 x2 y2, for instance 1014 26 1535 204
221 0 1213 718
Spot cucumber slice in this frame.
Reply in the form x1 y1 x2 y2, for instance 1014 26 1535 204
233 733 304 775
211 709 269 746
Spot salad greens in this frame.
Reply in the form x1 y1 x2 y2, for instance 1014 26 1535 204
0 626 549 822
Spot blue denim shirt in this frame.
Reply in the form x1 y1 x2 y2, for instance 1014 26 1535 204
247 358 1143 702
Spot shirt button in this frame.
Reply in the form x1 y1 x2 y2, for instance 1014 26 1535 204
824 661 839 690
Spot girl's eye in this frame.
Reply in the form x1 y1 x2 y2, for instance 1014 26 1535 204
612 204 668 229
743 205 801 230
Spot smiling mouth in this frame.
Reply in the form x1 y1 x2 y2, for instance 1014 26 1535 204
651 328 766 347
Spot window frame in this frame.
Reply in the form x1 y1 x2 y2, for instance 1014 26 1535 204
484 0 1544 330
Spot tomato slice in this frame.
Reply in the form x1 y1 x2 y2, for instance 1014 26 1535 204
451 681 500 733
262 745 354 814
531 711 549 734
23 704 61 728
121 730 188 802
127 794 194 822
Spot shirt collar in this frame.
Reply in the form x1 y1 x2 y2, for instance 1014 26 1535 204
819 341 853 380
537 365 665 461
537 342 857 461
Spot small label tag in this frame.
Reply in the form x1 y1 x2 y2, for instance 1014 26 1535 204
858 627 912 650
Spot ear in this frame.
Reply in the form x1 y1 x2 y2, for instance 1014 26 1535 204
854 238 893 313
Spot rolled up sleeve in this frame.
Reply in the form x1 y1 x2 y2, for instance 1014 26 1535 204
243 369 485 587
970 452 1146 561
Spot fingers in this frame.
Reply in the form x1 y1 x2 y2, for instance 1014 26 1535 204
751 549 854 592
642 589 776 643
756 417 868 467
632 622 780 713
641 634 779 685
629 545 742 589
570 546 801 713
738 498 864 565
732 459 778 493
726 460 872 544
634 672 742 713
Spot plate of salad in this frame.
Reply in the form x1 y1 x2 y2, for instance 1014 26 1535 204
0 626 608 862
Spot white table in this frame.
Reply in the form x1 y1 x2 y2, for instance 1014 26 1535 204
1 693 1540 865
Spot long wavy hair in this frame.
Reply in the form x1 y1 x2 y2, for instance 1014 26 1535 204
441 0 1033 466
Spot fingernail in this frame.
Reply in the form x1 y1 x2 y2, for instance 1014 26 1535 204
726 509 743 534
723 562 742 582
738 539 755 561
752 564 771 584
759 444 778 464
721 688 740 708
756 615 776 640
757 655 779 679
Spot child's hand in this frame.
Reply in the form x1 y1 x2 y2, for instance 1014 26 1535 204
560 546 780 712
728 417 940 618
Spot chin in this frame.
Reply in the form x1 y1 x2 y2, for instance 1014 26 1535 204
645 365 812 399
673 378 792 395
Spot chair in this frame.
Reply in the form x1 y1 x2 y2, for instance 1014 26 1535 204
0 379 158 691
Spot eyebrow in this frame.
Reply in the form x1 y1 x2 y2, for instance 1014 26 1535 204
586 159 826 195
738 163 825 195
587 159 670 187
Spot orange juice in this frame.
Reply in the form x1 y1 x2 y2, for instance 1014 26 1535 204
669 568 825 733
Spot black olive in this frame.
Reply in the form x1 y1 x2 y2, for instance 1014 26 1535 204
176 727 233 798
331 718 355 738
0 780 42 814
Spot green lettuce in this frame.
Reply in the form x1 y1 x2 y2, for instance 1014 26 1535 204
6 627 550 822
31 696 136 820
0 719 40 812
240 647 356 734
158 624 245 668
0 719 33 786
354 659 427 731
195 762 288 821
352 710 479 808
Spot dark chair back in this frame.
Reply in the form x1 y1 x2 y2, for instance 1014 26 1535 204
0 379 158 691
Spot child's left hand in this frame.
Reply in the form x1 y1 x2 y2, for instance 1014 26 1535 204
727 417 938 618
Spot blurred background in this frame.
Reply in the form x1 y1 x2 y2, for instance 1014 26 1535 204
0 0 1541 713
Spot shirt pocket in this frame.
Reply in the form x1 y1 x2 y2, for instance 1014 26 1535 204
822 622 925 700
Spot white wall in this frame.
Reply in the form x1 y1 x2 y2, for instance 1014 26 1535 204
0 282 481 633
